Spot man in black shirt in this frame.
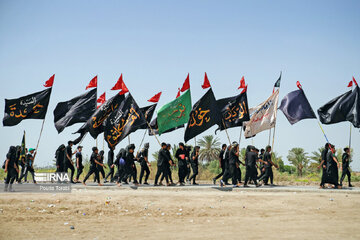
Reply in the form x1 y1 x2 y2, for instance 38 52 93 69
122 144 138 185
115 148 127 186
220 145 232 186
340 148 353 187
55 145 65 173
213 144 227 184
175 142 187 185
244 146 264 187
185 145 192 183
189 146 200 185
160 144 176 185
4 146 19 192
258 146 278 186
318 143 329 188
154 143 169 186
74 146 83 183
227 143 242 187
83 147 104 186
94 150 106 183
104 146 115 183
64 141 77 183
138 143 151 185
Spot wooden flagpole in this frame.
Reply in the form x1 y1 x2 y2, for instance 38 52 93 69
222 120 232 145
34 118 46 159
146 121 161 146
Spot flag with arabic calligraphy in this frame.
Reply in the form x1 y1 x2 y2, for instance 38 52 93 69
3 88 52 126
157 89 192 135
244 90 279 138
138 104 157 129
104 93 146 148
216 91 250 131
54 88 97 133
184 88 220 142
73 93 125 141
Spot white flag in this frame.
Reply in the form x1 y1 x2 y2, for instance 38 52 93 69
244 90 279 138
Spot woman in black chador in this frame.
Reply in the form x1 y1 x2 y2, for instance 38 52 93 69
325 144 341 189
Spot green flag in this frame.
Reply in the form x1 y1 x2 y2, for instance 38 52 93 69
157 89 192 135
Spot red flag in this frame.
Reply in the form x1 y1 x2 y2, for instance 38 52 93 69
180 74 190 92
97 92 106 103
296 81 302 90
111 74 123 90
238 76 246 89
86 76 97 90
148 92 162 103
347 81 353 88
176 88 181 98
97 92 106 108
241 84 248 94
119 80 129 95
202 72 211 89
43 74 55 88
353 76 358 86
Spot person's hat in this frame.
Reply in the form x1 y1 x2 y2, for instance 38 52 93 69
29 148 35 152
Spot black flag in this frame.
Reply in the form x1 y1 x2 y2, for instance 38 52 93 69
73 93 125 141
318 86 360 127
54 88 97 133
138 104 157 129
148 117 184 136
184 88 220 142
104 94 146 148
278 89 317 125
3 88 52 126
216 91 250 131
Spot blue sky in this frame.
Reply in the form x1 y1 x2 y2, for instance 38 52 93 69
0 0 359 170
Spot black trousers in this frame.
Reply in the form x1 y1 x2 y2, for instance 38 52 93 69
189 164 198 183
94 166 105 182
139 164 150 184
320 166 326 186
229 164 239 185
258 167 272 184
105 164 114 181
83 167 99 183
340 168 351 186
115 166 126 183
76 165 84 180
5 168 17 184
222 166 231 184
214 167 225 180
155 165 168 185
161 165 172 183
178 165 187 183
244 166 258 185
19 163 27 182
20 166 36 183
64 163 75 182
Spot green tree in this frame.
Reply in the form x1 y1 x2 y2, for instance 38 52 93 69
198 135 221 162
271 152 284 172
287 148 310 177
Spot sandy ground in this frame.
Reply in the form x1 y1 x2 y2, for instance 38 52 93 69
0 187 360 240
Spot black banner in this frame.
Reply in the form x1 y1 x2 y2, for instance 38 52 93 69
184 88 220 142
216 91 250 131
139 104 157 129
54 89 97 133
318 86 360 128
74 93 125 140
3 88 52 126
104 94 146 148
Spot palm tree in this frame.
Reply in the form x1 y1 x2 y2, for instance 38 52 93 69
287 148 310 177
310 147 324 163
197 135 221 162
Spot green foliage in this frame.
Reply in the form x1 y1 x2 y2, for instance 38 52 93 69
287 148 310 177
198 135 221 162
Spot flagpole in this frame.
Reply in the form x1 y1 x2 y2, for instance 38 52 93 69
239 127 243 147
349 85 353 152
271 88 281 152
34 118 46 160
268 128 271 146
146 121 161 146
194 137 197 146
136 129 147 156
222 120 232 145
128 135 130 145
102 133 105 151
